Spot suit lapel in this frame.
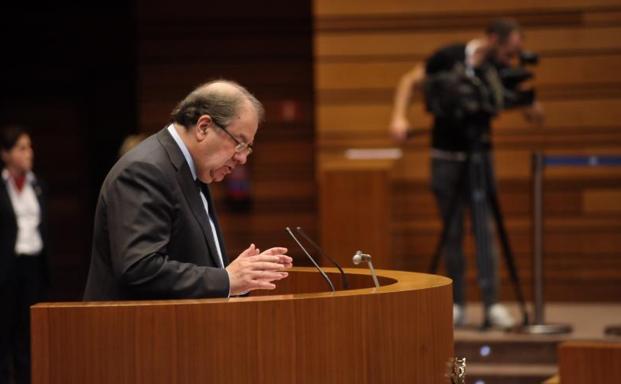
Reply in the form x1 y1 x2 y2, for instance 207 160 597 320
157 128 224 268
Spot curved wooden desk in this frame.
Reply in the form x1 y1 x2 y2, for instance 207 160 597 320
32 268 453 384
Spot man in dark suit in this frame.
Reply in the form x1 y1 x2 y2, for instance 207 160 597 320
84 80 292 300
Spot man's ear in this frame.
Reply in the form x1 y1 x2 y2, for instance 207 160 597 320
195 115 213 140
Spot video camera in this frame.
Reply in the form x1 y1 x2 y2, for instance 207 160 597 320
424 51 539 119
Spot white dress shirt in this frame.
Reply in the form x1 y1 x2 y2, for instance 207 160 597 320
2 169 43 256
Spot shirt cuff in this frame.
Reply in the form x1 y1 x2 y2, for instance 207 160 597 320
225 269 231 298
225 269 250 297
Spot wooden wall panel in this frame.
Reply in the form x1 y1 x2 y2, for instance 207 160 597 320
584 189 621 212
314 0 621 16
137 1 317 264
318 99 621 136
316 27 621 57
317 56 621 91
314 0 621 301
1 5 137 299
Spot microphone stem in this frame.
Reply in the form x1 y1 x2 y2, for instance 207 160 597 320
367 261 380 288
286 227 335 292
295 227 349 289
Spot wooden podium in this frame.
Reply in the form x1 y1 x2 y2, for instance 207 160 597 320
31 268 453 384
320 159 395 268
557 340 621 384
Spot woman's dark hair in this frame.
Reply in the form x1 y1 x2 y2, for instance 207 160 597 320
0 124 30 152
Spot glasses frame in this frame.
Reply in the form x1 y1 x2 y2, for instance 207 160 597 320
211 121 253 155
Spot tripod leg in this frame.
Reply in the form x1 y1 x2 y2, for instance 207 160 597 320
429 203 463 275
486 157 530 326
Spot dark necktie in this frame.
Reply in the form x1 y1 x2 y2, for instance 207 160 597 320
195 179 224 268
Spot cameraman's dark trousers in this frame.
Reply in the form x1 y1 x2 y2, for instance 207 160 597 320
431 149 499 308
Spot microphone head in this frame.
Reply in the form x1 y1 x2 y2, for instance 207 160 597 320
353 250 368 265
353 251 372 265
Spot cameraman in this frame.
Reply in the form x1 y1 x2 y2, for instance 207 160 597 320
389 18 543 328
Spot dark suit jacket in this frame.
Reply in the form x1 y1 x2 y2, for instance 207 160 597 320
83 129 230 300
0 173 49 286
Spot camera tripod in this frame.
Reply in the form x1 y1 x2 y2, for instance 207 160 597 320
428 149 529 328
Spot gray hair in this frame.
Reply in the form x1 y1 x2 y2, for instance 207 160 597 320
170 79 265 128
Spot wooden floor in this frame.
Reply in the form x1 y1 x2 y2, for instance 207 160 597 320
454 302 621 384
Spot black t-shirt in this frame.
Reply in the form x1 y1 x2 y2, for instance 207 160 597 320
425 43 492 151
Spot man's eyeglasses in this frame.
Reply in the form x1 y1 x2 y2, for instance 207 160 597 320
212 121 253 156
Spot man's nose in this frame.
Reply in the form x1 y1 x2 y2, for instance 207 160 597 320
233 151 248 165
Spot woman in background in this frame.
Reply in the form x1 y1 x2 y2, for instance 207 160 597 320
0 125 48 384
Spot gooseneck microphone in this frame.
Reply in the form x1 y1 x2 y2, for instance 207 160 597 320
353 250 380 288
294 226 349 290
285 227 335 292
